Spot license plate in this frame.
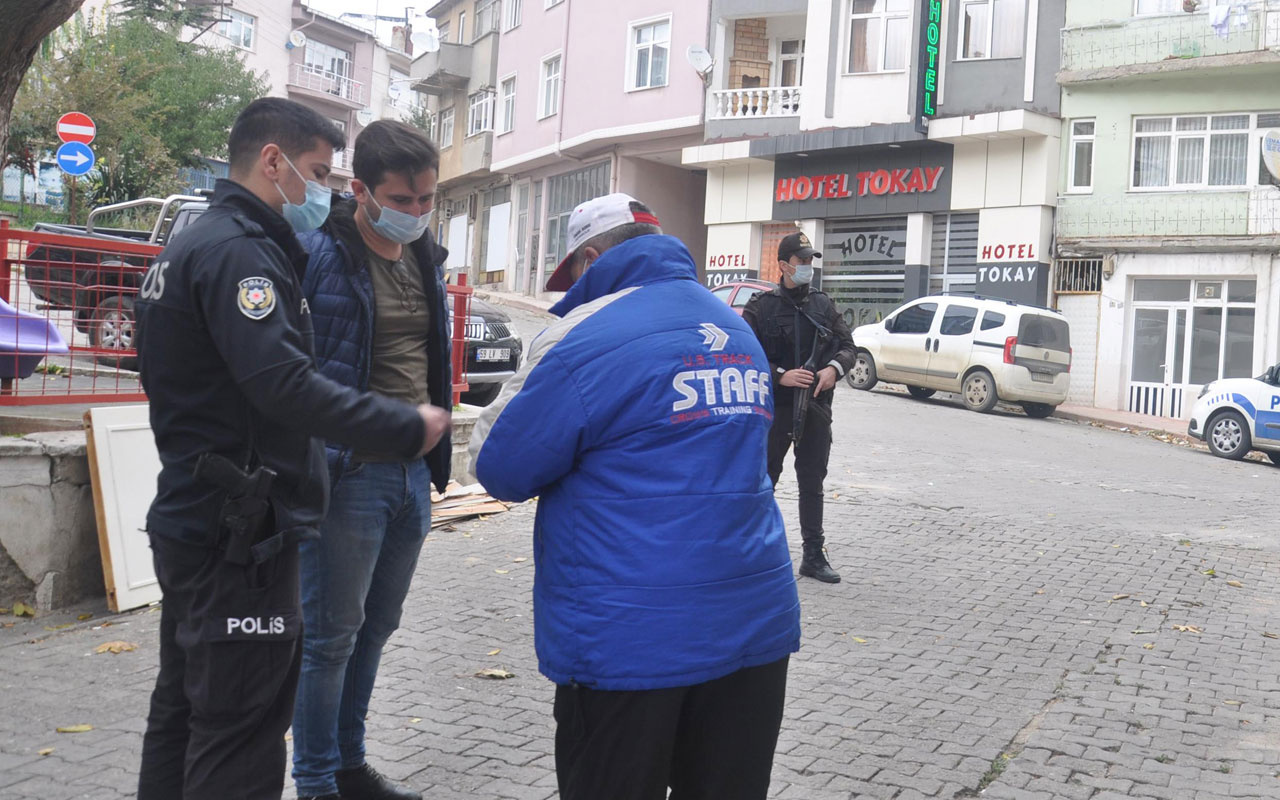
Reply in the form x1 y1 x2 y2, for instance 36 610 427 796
476 348 510 362
1031 371 1054 383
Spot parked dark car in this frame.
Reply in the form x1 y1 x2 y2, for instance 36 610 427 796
456 298 523 406
710 279 774 315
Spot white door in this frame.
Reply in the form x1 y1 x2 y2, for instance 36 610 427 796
1128 306 1188 418
926 302 979 391
1056 294 1099 406
879 300 938 384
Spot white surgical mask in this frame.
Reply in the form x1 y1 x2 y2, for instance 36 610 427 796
367 194 433 244
791 262 815 285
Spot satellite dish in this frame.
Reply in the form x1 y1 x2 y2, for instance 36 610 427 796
287 30 307 50
411 30 440 53
1263 130 1280 183
356 108 374 126
686 45 714 76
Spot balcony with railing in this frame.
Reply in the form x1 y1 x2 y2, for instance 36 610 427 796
706 86 803 141
287 62 367 107
1056 190 1280 245
1060 5 1280 82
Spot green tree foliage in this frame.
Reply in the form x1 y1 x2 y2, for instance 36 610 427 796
15 9 266 206
115 0 217 31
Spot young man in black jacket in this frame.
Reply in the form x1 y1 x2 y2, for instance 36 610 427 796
134 99 449 800
742 232 857 584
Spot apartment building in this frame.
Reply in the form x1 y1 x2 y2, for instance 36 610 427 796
1054 0 1280 417
411 0 513 287
685 0 1067 332
488 0 713 296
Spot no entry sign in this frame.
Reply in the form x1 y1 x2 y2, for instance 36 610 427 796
56 112 96 145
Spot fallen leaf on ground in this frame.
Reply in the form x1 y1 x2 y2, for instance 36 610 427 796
284 733 292 742
1140 601 1149 607
475 668 515 680
13 602 34 617
1202 569 1216 577
0 607 8 614
38 747 54 756
512 557 527 563
1142 643 1155 650
410 717 422 723
1112 594 1131 601
95 641 137 655
1132 629 1158 635
1178 539 1192 546
1172 625 1203 634
1226 580 1244 588
487 648 501 656
1262 632 1279 640
852 637 868 644
1034 589 1045 595
1224 700 1243 706
56 725 92 734
494 569 510 575
77 613 93 621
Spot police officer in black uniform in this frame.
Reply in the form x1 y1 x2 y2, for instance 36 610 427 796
133 98 451 800
743 232 857 584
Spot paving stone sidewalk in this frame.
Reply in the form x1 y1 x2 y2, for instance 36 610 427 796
2 389 1278 799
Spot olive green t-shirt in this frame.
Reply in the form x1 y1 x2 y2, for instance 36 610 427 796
352 246 431 462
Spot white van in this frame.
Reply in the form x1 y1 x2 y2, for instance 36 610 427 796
846 295 1072 417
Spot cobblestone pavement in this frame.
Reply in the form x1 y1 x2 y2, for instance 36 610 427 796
2 386 1278 799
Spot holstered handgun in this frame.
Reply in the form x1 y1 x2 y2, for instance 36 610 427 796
194 453 277 565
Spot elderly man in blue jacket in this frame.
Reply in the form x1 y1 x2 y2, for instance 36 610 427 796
470 193 801 800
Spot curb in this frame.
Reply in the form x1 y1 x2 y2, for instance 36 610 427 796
472 289 555 316
1053 408 1195 443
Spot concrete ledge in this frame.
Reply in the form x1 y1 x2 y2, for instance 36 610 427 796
0 414 483 612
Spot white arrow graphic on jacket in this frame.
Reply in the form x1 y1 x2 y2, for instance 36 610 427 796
699 323 729 352
59 151 90 167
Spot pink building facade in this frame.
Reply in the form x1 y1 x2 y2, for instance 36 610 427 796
490 0 712 295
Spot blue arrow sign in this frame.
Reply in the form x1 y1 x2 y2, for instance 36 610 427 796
56 141 95 176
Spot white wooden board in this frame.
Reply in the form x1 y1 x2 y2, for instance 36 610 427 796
84 405 161 612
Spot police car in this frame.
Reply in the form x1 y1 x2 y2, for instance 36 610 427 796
1188 365 1280 463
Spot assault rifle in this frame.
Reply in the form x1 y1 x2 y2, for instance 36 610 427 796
792 309 840 443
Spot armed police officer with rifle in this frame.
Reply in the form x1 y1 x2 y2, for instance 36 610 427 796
743 232 856 584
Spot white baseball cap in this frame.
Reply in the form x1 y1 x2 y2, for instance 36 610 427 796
545 192 661 291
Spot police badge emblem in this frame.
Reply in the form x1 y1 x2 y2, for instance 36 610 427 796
237 277 276 320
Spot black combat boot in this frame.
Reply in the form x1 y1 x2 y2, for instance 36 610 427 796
799 542 841 584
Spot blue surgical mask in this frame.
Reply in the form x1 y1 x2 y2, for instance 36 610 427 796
792 262 815 285
274 153 331 232
367 194 433 244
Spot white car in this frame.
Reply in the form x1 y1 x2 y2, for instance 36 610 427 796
847 295 1071 417
1188 366 1280 462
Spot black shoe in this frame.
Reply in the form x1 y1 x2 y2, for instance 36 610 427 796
799 546 841 584
335 763 422 800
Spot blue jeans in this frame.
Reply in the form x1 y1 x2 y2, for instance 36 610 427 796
292 460 431 797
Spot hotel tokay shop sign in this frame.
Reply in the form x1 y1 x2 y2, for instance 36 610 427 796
771 145 953 220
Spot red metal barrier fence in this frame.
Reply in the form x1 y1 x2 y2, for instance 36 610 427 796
0 219 471 406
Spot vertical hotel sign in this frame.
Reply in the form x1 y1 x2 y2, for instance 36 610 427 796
915 0 942 135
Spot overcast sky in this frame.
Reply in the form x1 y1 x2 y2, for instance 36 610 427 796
304 0 433 26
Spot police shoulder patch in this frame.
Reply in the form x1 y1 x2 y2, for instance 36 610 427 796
237 277 276 320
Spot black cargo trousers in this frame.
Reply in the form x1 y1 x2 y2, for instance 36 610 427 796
766 400 833 548
138 530 302 800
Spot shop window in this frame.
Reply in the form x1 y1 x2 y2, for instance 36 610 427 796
1069 120 1095 193
958 0 1025 60
929 213 979 295
848 0 911 74
545 162 611 268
